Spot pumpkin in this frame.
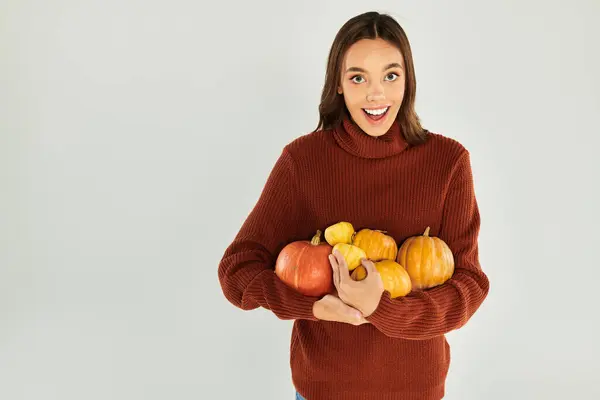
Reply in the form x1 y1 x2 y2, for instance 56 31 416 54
352 228 398 261
332 243 366 271
397 226 454 290
324 221 355 246
351 260 412 298
350 265 367 281
275 230 334 297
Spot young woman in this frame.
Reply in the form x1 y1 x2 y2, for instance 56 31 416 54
218 11 490 400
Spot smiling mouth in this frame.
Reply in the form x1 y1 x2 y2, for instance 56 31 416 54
362 106 390 122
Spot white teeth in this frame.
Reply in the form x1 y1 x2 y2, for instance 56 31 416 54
363 107 389 116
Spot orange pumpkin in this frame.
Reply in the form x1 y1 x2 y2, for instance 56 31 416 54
396 227 454 290
275 230 334 297
351 260 412 298
352 228 398 261
350 265 368 281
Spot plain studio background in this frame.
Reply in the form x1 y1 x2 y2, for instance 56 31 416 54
1 1 599 399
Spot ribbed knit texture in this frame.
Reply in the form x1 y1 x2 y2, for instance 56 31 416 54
218 117 490 400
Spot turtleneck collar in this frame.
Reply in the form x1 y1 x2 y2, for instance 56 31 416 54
332 116 409 159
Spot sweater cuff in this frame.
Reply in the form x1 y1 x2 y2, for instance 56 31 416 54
365 291 404 325
268 270 321 321
244 269 321 321
290 295 320 321
273 275 321 321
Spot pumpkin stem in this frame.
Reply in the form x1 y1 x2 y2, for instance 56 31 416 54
423 226 430 237
311 230 322 245
374 229 388 234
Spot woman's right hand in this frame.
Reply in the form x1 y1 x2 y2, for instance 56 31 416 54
313 294 369 325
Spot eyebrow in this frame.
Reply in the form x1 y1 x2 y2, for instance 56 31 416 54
345 62 403 74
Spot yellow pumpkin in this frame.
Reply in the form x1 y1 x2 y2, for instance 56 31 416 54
324 221 355 246
332 243 366 271
351 260 412 298
397 227 454 290
352 228 398 261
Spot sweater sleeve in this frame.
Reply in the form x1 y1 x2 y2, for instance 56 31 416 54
365 150 490 339
217 147 320 321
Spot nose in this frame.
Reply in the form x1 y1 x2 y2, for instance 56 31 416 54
366 82 385 102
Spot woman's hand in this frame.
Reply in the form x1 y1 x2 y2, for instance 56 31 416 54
329 250 384 317
313 294 370 325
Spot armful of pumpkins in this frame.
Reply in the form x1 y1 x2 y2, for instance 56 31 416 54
274 222 455 299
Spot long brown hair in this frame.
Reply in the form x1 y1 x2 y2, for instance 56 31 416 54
314 11 428 146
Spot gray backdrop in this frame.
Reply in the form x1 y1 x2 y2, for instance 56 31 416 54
2 0 599 399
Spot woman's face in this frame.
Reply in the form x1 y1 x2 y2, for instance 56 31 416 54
338 38 405 137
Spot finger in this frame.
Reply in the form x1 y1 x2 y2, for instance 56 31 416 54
351 311 366 326
328 253 336 269
331 286 340 297
339 302 362 323
334 249 348 270
334 250 351 283
361 258 378 275
329 254 340 288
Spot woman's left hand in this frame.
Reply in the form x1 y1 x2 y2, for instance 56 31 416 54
329 249 385 318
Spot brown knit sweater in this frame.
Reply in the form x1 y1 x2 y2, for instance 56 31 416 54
217 117 490 400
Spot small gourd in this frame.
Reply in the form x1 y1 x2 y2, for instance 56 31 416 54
332 243 367 271
324 221 355 246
